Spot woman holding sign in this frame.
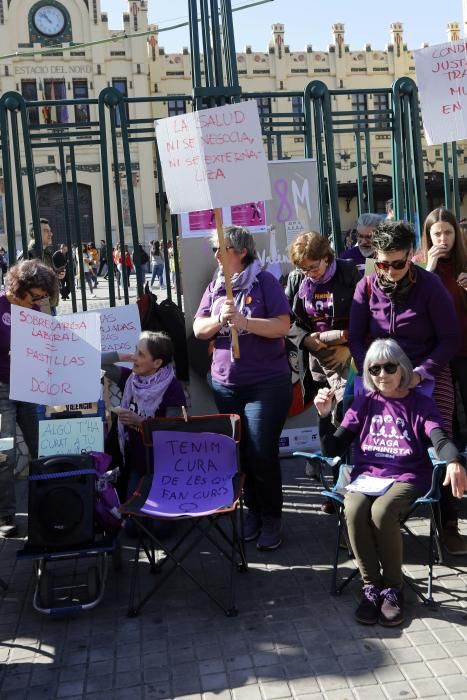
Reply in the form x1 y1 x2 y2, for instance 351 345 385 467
193 226 292 551
315 338 466 627
0 260 58 537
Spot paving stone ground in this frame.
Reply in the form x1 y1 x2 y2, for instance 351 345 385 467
1 456 467 700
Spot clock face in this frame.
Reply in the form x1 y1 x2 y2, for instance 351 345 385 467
33 5 66 37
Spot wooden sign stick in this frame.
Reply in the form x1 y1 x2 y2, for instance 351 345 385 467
214 207 240 359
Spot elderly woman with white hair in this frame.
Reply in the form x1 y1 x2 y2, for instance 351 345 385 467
340 212 382 274
315 338 466 628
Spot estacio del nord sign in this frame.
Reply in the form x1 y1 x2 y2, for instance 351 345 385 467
14 64 93 75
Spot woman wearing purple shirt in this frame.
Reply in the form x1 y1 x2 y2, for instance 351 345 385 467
194 226 292 551
0 260 58 538
349 220 463 552
316 339 466 627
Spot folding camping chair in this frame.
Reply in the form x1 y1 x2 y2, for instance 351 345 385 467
120 414 247 617
294 451 446 608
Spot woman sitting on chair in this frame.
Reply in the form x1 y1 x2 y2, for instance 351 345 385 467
102 330 185 499
315 338 466 628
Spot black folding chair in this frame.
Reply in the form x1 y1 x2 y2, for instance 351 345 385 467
295 450 446 608
120 414 247 617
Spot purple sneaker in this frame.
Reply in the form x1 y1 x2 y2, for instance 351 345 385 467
256 517 282 551
379 588 404 627
355 585 381 625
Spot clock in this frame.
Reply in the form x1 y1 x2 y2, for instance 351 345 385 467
32 5 66 37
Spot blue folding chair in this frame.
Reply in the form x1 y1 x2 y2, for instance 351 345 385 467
294 450 446 608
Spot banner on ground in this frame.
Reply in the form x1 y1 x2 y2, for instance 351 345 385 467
9 307 101 404
414 40 467 145
155 101 272 213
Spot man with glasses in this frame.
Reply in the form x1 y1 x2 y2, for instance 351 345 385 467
27 218 65 315
341 213 382 275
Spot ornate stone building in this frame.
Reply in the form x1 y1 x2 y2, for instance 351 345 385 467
0 1 464 247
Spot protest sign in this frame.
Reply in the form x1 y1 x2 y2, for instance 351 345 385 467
180 201 267 238
88 303 141 367
141 430 237 517
10 307 101 404
155 100 271 213
414 41 467 145
38 417 104 457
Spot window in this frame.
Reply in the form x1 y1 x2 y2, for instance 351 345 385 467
256 96 271 130
112 79 129 127
43 80 68 124
292 95 303 132
373 93 390 129
351 92 367 130
167 99 186 117
21 80 39 125
73 80 89 123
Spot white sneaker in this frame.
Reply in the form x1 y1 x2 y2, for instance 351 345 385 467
90 293 96 298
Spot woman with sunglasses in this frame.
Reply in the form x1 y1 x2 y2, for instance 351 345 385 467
193 226 292 551
0 260 58 537
349 219 464 552
315 338 466 627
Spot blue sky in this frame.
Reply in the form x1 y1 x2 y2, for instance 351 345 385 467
103 0 463 52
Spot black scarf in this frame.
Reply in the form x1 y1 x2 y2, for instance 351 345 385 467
376 263 417 302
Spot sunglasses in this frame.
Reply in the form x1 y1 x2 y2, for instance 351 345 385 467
375 253 409 271
212 246 233 253
29 292 48 302
368 363 399 376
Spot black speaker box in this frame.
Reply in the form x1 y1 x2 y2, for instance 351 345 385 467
27 454 95 552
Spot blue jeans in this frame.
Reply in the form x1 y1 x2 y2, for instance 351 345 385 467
150 263 164 287
0 383 38 516
211 374 292 518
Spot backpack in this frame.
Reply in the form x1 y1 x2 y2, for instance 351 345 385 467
139 248 149 265
89 451 122 533
137 288 189 381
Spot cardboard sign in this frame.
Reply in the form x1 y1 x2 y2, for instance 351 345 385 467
88 304 141 366
155 101 271 213
9 307 101 405
38 417 104 456
141 430 237 517
414 41 467 145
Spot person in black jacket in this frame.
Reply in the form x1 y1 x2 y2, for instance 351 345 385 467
286 231 360 420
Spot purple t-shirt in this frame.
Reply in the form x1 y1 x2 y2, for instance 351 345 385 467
341 391 443 492
195 270 290 386
340 246 369 274
304 280 335 333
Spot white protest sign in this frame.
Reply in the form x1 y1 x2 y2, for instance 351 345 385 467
10 308 101 404
414 41 467 145
155 100 271 213
88 304 141 367
38 417 104 457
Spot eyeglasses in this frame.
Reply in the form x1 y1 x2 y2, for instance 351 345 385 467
358 234 373 241
212 246 234 253
368 363 399 376
29 292 48 302
375 253 409 271
300 260 323 273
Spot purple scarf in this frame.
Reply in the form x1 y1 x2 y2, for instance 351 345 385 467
118 364 175 457
298 259 336 315
211 259 262 313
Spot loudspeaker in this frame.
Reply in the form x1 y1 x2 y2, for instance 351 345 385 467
27 454 95 552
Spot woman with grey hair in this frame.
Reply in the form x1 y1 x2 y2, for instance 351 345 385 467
194 226 292 551
315 338 466 627
340 212 382 274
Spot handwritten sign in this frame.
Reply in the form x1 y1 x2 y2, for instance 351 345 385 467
10 307 101 405
155 101 271 213
88 303 141 368
414 41 467 145
38 417 104 457
141 431 237 517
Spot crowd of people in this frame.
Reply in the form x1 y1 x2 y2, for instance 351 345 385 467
0 207 466 629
